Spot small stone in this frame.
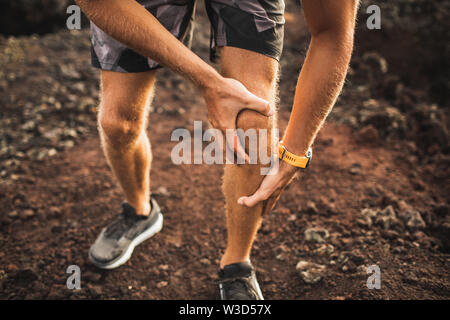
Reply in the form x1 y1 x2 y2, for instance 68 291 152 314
406 212 426 230
357 125 380 144
36 150 48 161
306 201 318 214
337 253 349 265
361 208 377 221
174 269 183 277
20 209 35 219
357 265 368 274
392 247 404 254
47 148 57 157
375 206 399 230
156 281 168 288
349 163 362 175
49 206 61 216
8 210 18 218
274 206 290 215
296 261 326 284
357 217 372 228
380 229 399 240
42 127 63 142
199 258 211 265
342 261 357 273
60 64 81 79
397 200 426 229
276 253 285 261
304 227 329 243
154 186 170 197
61 140 75 149
413 231 428 241
313 244 334 255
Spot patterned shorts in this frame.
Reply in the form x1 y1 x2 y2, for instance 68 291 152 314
90 0 285 73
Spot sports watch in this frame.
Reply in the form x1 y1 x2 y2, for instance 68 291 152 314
278 141 312 169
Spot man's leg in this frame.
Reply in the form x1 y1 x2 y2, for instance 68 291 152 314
98 70 156 216
89 69 164 269
220 47 279 268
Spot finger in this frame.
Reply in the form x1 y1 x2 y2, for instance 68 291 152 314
237 192 265 208
221 131 234 164
233 131 250 164
238 185 271 207
238 172 282 207
226 129 249 164
246 93 273 116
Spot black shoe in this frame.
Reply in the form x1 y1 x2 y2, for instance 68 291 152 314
89 197 163 269
218 262 264 300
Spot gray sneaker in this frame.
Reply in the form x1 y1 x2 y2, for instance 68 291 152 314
89 197 163 269
218 262 264 300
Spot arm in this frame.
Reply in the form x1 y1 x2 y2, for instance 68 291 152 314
76 0 272 160
77 0 216 88
238 0 359 207
282 0 358 156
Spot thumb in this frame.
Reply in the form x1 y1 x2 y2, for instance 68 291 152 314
246 92 273 116
238 189 267 207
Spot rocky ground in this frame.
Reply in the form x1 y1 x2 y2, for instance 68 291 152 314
0 1 449 299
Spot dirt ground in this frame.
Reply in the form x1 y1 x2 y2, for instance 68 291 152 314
0 1 449 299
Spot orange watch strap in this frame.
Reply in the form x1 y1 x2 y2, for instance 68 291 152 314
278 142 312 168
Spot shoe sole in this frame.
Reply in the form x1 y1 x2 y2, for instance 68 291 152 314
89 212 163 270
254 280 264 300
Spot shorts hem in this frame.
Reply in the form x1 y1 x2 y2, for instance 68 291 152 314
91 60 162 73
216 43 282 62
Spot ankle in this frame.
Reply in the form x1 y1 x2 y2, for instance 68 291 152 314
129 200 151 216
220 252 250 269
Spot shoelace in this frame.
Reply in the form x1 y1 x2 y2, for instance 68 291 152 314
219 277 257 300
104 209 141 240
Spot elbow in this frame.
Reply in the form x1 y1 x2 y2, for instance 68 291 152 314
311 25 355 57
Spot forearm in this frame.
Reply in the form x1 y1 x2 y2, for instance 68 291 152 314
283 32 354 154
76 0 221 89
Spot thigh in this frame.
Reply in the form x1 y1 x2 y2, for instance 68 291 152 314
99 70 157 123
206 0 285 63
91 0 196 73
220 46 278 131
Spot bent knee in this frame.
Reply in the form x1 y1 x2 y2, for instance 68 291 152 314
99 106 145 148
237 109 272 131
236 109 275 158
